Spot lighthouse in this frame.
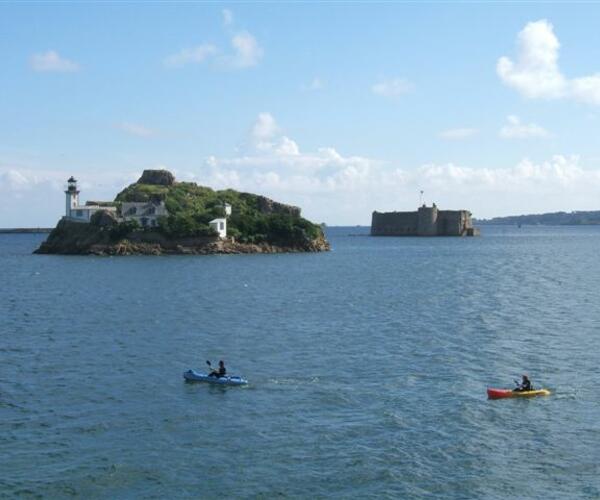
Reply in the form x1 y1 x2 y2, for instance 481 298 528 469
65 176 80 217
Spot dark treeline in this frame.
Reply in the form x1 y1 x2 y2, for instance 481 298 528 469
0 228 52 233
476 211 600 225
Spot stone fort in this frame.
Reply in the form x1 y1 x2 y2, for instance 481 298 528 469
371 204 478 236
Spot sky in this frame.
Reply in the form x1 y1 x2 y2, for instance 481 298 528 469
2 2 600 226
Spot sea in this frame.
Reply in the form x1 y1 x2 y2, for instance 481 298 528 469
1 226 600 499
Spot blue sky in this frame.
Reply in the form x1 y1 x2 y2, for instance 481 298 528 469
2 2 600 226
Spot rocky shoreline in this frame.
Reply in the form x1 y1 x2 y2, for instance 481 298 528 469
35 233 330 256
34 219 330 256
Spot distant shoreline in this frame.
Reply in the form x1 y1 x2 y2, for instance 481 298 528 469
3 225 600 234
0 228 53 234
475 221 600 226
474 210 600 226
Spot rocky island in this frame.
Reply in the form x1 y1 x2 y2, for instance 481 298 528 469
35 170 329 255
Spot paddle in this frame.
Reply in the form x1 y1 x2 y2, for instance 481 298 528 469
207 360 226 377
514 378 533 391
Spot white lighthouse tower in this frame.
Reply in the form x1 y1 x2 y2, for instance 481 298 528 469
65 176 79 218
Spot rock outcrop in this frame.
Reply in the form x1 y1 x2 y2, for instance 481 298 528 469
254 195 301 217
90 209 118 227
137 169 175 186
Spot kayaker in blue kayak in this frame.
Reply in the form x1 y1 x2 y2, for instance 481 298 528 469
514 374 532 392
208 360 227 378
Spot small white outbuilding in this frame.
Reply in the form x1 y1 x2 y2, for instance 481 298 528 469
209 218 227 238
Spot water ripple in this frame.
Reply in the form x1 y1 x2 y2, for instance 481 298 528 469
1 228 600 498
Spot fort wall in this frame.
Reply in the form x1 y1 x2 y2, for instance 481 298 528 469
417 205 438 236
370 211 418 235
371 204 476 236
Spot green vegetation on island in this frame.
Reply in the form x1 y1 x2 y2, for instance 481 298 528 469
476 211 600 226
114 178 323 246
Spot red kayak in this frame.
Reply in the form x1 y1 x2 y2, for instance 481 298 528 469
487 388 550 399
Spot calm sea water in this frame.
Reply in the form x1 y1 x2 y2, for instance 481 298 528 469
1 226 600 499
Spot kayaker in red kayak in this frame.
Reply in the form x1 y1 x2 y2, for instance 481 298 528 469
514 374 532 392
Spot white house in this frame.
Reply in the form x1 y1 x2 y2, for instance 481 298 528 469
65 177 117 222
121 201 168 228
209 218 227 238
209 202 233 238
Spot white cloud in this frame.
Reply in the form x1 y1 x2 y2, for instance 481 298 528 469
252 112 278 141
276 136 300 156
497 20 566 99
0 166 145 226
499 115 550 139
164 10 262 70
372 78 413 98
0 169 30 190
571 75 600 105
222 9 233 27
439 128 478 140
117 122 156 138
303 77 324 91
30 50 79 72
249 113 300 157
163 44 217 68
227 31 263 68
0 168 138 194
498 19 600 105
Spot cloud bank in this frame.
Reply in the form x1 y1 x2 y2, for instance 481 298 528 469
3 114 600 226
3 154 600 226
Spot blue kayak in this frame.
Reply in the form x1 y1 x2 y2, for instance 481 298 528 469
183 369 248 386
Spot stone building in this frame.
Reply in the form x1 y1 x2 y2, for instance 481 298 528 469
371 204 478 236
121 201 168 228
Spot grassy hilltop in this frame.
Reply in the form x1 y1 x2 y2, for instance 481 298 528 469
115 178 323 246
